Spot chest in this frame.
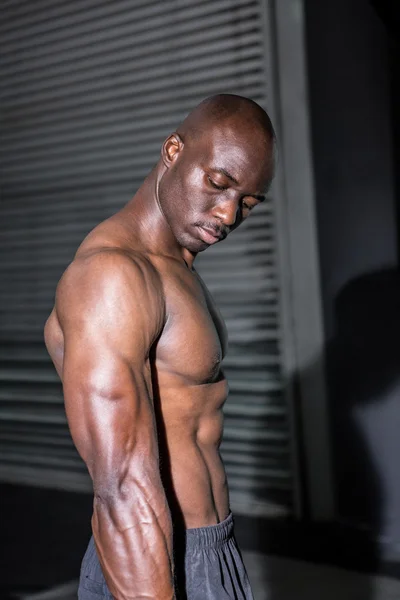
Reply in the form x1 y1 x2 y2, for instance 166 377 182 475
155 271 228 385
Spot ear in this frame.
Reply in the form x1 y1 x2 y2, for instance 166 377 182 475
161 133 183 168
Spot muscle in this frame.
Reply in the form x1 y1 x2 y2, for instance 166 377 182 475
53 250 175 599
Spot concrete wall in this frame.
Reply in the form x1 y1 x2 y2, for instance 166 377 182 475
305 0 400 557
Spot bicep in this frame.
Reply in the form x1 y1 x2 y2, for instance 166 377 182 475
57 253 163 489
62 338 157 488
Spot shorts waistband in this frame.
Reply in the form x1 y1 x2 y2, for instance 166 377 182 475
183 512 234 550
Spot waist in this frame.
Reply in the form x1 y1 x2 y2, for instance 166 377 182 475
161 441 229 528
175 511 234 552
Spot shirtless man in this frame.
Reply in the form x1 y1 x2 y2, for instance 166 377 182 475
44 94 275 600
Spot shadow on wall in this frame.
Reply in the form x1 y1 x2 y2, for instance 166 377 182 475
328 269 396 543
237 268 400 599
286 267 400 599
329 268 400 565
243 551 400 600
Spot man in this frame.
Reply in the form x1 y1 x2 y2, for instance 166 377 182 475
44 94 275 599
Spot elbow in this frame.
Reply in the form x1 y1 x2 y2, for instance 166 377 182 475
93 473 131 506
93 476 136 530
91 444 157 505
88 437 146 503
90 448 163 522
92 468 166 532
93 466 147 508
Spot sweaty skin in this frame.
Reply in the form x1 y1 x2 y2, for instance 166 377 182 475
44 94 275 600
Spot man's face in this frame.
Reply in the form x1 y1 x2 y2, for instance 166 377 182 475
158 122 274 253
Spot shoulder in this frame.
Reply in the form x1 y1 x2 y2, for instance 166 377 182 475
58 247 163 293
55 248 165 336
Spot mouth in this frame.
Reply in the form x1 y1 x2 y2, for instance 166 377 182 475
197 226 223 245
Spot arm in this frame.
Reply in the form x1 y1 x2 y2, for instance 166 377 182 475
55 250 175 600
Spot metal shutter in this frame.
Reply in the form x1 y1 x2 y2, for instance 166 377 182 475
0 0 295 516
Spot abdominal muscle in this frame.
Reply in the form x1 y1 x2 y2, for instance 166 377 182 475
155 376 230 529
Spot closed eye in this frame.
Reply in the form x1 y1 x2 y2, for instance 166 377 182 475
208 176 227 191
242 199 255 211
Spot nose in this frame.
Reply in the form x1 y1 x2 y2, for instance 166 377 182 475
212 197 240 227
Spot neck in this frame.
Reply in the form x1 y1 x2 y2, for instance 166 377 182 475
114 164 196 270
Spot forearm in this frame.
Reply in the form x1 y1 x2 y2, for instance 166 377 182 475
92 478 175 600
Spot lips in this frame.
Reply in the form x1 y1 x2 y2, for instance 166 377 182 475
198 226 222 245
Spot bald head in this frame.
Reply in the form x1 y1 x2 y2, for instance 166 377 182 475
176 94 275 147
157 94 276 254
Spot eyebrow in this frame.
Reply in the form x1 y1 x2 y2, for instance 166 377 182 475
213 167 266 202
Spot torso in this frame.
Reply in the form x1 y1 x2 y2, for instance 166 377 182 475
44 216 230 528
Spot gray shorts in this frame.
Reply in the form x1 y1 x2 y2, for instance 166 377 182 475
78 512 254 600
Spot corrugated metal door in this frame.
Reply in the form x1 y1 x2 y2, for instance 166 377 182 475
0 0 296 516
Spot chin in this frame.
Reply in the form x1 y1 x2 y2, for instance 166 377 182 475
193 241 210 253
177 231 209 253
184 239 210 253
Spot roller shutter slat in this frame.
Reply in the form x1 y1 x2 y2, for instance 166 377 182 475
0 0 294 516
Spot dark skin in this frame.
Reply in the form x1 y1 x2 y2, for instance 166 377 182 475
43 94 275 599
